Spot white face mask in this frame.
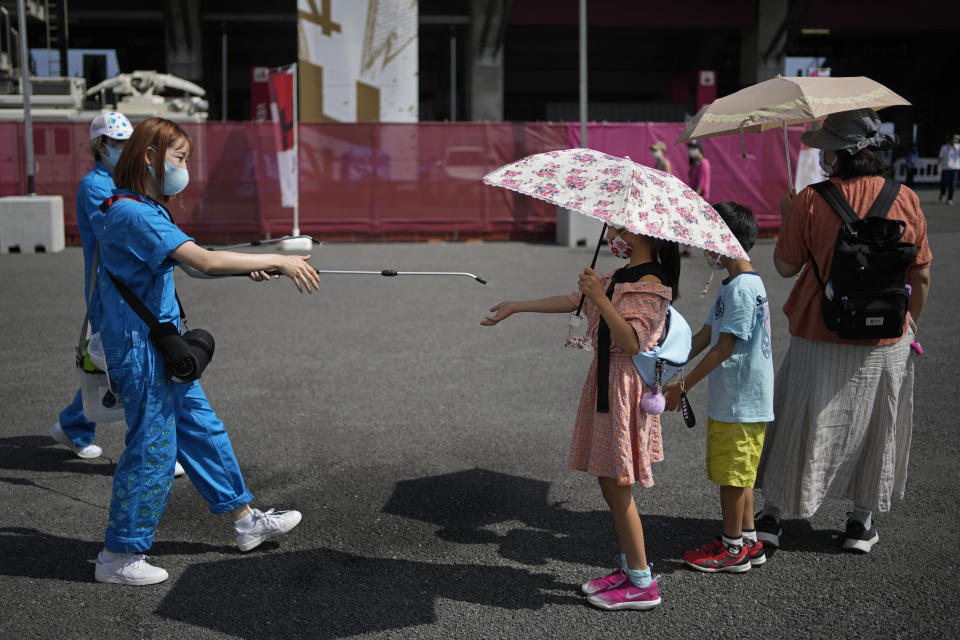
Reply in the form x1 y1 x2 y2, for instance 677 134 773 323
689 148 699 160
609 232 633 259
652 150 663 159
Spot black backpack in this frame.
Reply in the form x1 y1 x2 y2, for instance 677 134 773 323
807 179 918 340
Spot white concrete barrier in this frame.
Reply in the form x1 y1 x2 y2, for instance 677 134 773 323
0 195 65 254
893 157 941 184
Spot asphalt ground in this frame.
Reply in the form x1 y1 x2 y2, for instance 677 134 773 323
1 188 958 639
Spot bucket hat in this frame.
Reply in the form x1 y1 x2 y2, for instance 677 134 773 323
800 108 894 152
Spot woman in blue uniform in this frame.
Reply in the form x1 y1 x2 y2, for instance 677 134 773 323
94 117 320 585
49 112 132 459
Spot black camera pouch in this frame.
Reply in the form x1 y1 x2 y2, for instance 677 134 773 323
108 271 214 383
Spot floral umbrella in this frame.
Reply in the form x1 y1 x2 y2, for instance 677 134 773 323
482 148 748 260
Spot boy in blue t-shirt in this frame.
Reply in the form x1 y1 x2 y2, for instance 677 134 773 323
664 201 774 573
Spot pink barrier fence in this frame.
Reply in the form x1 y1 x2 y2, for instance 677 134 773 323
1 121 799 243
567 123 804 232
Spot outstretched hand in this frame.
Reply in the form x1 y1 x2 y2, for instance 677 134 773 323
481 301 516 326
276 255 321 293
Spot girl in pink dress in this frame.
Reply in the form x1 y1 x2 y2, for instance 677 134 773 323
481 226 679 611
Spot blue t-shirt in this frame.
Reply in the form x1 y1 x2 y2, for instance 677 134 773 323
76 162 115 332
96 190 192 362
705 272 774 423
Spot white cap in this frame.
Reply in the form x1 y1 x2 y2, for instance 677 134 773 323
90 112 133 141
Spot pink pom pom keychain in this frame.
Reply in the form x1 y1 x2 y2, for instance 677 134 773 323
641 385 666 414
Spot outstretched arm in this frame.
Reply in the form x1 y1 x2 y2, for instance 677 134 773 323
481 296 576 326
170 241 320 293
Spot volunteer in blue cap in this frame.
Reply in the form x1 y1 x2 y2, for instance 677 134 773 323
48 113 143 458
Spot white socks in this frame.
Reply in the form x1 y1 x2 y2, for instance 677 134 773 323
853 506 873 530
234 511 256 531
722 534 743 551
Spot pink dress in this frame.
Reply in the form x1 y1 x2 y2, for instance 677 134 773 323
566 275 672 487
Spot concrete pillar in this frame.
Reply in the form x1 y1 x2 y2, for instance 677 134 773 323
468 0 507 121
741 0 789 85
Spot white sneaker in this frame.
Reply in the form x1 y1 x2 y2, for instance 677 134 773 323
174 461 186 477
49 421 102 459
94 550 169 585
235 508 302 552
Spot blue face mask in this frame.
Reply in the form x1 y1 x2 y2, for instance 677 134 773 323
101 142 123 167
148 160 190 196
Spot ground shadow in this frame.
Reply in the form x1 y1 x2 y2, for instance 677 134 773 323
155 547 582 639
0 435 115 476
772 518 846 555
0 527 236 583
382 468 717 573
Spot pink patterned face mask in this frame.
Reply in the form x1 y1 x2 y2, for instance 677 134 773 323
609 232 632 259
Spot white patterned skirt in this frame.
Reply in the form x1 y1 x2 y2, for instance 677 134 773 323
755 329 914 517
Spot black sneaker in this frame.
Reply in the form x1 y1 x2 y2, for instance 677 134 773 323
842 518 879 553
755 513 782 549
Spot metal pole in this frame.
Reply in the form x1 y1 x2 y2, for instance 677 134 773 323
449 26 457 121
578 0 587 148
221 22 227 121
292 62 300 237
18 0 35 195
782 122 793 190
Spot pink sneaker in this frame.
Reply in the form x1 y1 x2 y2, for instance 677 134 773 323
581 566 628 595
587 576 661 610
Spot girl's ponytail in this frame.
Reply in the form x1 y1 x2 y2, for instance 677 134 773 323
655 240 681 302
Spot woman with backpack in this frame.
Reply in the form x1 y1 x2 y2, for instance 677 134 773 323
753 108 932 554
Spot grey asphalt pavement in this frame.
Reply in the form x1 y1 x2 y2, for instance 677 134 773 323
1 188 958 639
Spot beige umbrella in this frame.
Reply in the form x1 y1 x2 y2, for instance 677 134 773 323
676 76 911 184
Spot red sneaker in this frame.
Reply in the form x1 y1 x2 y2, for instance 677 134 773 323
744 538 766 566
683 538 751 573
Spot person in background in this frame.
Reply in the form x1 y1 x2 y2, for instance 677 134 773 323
904 144 919 189
50 113 187 476
937 133 960 204
688 139 712 202
681 139 712 257
650 141 672 174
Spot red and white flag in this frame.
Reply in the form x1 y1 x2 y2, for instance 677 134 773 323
268 65 298 208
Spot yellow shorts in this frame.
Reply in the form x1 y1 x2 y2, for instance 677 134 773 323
706 417 766 487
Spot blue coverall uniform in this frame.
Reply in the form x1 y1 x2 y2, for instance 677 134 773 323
98 190 252 553
58 162 114 447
